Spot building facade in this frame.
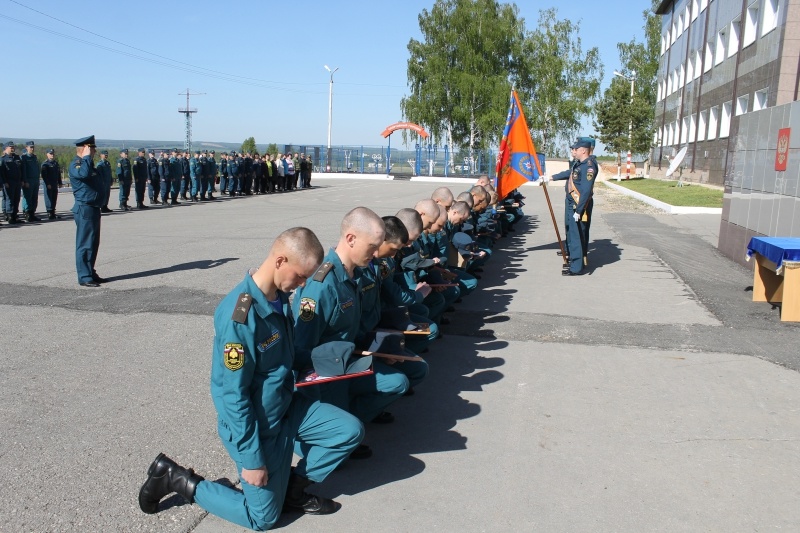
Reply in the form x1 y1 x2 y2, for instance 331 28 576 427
654 0 789 186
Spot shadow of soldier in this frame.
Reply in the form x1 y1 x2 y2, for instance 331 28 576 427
583 238 622 274
105 257 239 282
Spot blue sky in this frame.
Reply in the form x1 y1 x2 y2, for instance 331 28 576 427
2 0 651 150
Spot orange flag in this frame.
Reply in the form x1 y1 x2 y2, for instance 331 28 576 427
494 90 542 200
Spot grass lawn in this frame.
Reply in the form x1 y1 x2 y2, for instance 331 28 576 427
610 178 723 207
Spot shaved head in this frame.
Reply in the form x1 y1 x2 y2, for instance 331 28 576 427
431 187 455 209
415 198 439 231
337 206 385 269
273 227 324 269
476 175 491 187
395 208 423 242
456 191 474 208
470 185 489 210
429 204 447 232
341 206 384 238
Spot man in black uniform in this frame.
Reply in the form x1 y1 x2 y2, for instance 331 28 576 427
117 148 133 211
132 148 149 209
40 148 62 219
147 150 161 205
69 135 106 287
1 141 22 224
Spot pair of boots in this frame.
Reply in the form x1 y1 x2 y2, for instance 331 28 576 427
138 455 338 516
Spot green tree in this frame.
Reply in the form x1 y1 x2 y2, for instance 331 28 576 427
401 0 524 157
265 143 278 156
516 8 603 157
595 1 660 159
241 137 257 154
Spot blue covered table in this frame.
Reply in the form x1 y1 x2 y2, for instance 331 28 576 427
746 237 800 322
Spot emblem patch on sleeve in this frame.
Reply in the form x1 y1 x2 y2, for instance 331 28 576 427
587 168 595 181
299 298 317 322
224 343 245 371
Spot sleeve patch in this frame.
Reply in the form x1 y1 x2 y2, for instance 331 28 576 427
223 343 245 371
587 168 595 181
299 297 317 321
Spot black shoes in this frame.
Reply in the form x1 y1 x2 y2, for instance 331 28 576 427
139 453 204 515
79 281 101 287
562 270 581 276
349 444 373 460
283 471 339 515
371 411 395 424
26 213 41 222
101 206 112 213
92 274 108 283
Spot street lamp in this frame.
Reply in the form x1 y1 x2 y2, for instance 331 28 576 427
614 69 636 180
324 64 339 172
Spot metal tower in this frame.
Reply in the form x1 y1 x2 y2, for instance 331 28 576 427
178 89 204 152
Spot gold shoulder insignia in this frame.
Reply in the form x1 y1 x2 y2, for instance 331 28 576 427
312 261 334 282
231 293 252 323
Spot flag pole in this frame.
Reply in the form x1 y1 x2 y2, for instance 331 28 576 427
528 144 568 267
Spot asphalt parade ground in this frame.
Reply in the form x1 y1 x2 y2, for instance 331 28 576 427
1 177 799 532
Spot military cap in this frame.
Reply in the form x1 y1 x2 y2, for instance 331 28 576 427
310 341 371 377
25 141 35 147
210 150 215 154
74 135 95 147
46 149 55 155
138 148 145 153
452 232 478 254
121 148 129 154
400 252 436 271
100 150 109 155
461 223 475 233
578 136 596 148
194 150 201 155
172 148 179 152
4 141 15 148
379 306 418 331
148 149 155 154
221 152 228 156
570 138 592 149
365 331 406 355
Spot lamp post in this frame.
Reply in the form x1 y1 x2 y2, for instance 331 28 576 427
614 69 636 180
324 64 339 172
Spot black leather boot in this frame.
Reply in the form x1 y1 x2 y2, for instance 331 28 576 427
282 471 339 515
138 453 204 514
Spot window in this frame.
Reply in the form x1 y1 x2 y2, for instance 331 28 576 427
678 13 685 36
689 114 697 142
762 0 779 35
687 54 694 82
697 110 708 142
753 88 768 111
729 18 741 57
685 6 691 30
661 35 667 55
700 0 708 11
715 29 727 65
679 64 686 88
736 94 749 116
668 122 675 145
744 3 759 47
695 50 703 79
705 40 714 72
720 101 732 138
672 22 678 44
681 117 689 144
692 0 699 21
708 106 719 140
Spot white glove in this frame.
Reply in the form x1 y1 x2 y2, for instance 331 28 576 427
573 212 580 222
537 175 548 186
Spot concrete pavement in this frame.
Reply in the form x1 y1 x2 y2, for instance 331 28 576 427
1 178 799 532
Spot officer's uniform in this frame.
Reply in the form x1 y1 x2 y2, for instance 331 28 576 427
1 142 23 223
190 151 202 201
146 152 160 204
199 152 211 199
179 152 191 199
218 154 228 193
242 154 253 194
292 249 410 424
207 151 217 193
40 149 62 219
169 152 182 203
69 136 103 285
132 150 148 209
117 149 132 210
395 244 447 324
431 227 478 296
228 153 240 196
190 274 363 530
550 138 598 274
20 142 41 220
161 153 174 204
95 151 113 212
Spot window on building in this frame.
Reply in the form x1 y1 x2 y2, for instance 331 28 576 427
708 106 719 140
729 18 741 58
700 0 708 11
681 117 689 144
679 64 686 88
705 40 714 72
672 22 678 44
697 110 708 142
716 29 727 65
687 54 694 82
736 94 749 116
661 35 666 55
744 3 759 47
689 114 697 142
762 0 779 35
668 122 675 145
753 88 769 111
692 0 699 21
720 101 732 137
695 50 703 79
678 13 685 36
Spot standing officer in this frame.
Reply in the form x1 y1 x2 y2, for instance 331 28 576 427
40 148 62 220
147 150 161 205
207 150 217 194
117 148 133 211
200 150 211 200
1 141 23 224
168 148 183 205
161 150 175 205
190 150 202 201
228 151 240 196
180 149 191 200
132 148 149 209
138 228 362 529
96 150 113 213
20 141 41 221
547 137 598 275
69 135 106 287
218 152 228 194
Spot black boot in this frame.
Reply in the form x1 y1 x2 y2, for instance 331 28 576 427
283 471 339 515
47 210 57 220
138 453 204 514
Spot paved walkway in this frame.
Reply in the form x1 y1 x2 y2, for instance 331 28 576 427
1 179 798 532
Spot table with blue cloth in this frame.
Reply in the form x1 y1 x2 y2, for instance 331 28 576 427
746 237 800 322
